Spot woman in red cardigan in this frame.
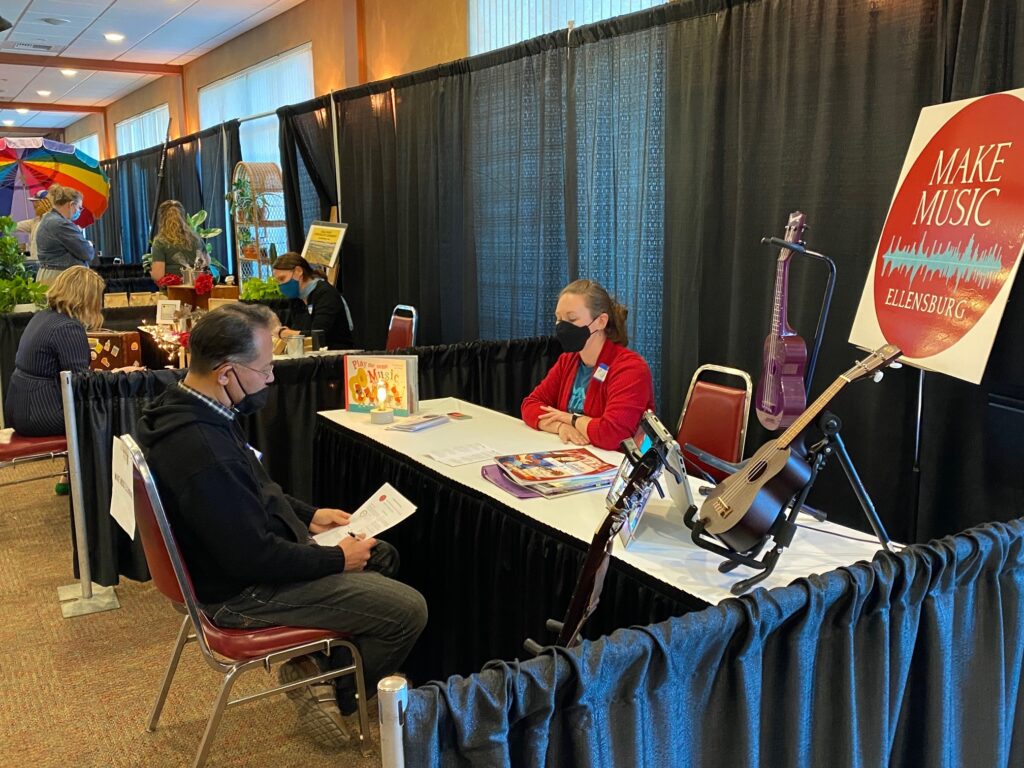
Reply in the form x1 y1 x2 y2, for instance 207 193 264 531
521 279 655 451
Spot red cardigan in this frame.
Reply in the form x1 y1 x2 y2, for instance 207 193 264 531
521 340 655 451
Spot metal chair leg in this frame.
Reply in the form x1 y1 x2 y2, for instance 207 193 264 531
148 615 192 732
351 646 372 758
192 667 240 768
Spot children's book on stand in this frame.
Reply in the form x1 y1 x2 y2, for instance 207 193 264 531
490 448 618 498
344 355 419 416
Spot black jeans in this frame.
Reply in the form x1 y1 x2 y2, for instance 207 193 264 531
205 542 427 710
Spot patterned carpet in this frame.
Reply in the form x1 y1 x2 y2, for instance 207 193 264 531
0 461 383 767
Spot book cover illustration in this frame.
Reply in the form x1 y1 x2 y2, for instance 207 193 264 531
344 355 418 417
494 448 617 485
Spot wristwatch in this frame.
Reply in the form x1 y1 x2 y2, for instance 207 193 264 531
571 413 580 429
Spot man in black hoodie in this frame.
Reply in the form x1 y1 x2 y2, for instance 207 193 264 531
136 303 426 747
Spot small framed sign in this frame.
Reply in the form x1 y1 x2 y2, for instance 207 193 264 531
156 299 181 326
301 221 347 270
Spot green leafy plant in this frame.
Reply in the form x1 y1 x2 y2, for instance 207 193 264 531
0 275 48 313
0 216 28 281
187 209 226 275
240 277 283 301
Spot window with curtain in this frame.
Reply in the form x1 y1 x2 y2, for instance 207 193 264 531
71 133 101 161
469 0 666 54
198 44 314 165
114 104 169 155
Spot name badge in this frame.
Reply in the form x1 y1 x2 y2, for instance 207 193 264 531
594 363 609 382
307 305 314 315
246 443 264 463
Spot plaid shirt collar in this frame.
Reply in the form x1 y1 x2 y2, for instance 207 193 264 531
178 381 236 421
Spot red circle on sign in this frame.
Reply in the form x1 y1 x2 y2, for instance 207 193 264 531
873 93 1024 357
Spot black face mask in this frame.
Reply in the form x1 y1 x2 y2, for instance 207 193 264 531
228 368 271 415
555 319 594 353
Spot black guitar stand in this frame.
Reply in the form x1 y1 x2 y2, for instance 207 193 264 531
762 236 837 395
684 409 892 595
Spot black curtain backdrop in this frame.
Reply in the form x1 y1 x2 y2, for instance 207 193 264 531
153 134 203 239
279 96 337 253
404 518 1024 767
336 88 401 350
197 120 241 274
113 146 163 264
394 74 479 345
87 158 122 260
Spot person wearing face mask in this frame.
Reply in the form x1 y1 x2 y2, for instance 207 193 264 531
272 253 355 349
135 303 426 747
521 279 655 451
34 183 94 285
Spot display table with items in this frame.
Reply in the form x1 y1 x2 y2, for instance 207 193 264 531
313 398 886 682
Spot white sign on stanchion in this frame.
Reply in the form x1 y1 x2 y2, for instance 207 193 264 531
109 435 135 539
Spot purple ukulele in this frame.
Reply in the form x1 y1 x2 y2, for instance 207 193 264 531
755 212 808 431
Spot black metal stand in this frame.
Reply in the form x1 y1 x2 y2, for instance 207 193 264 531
684 409 891 595
762 236 837 395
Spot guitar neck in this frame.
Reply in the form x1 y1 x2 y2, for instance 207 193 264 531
776 377 847 448
770 256 791 335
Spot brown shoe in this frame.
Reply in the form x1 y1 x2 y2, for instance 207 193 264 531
278 657 350 747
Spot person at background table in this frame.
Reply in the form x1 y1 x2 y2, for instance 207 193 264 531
15 189 52 263
35 184 94 285
149 200 203 282
4 267 139 437
272 252 355 349
521 279 655 451
136 304 425 746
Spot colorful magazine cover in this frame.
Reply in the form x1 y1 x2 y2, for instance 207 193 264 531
494 448 617 485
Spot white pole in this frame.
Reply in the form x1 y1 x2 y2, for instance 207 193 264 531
378 675 408 768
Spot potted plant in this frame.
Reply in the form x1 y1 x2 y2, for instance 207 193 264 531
0 215 28 281
240 276 284 301
0 275 48 313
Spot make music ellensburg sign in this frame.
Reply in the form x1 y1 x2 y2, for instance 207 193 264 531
850 88 1024 384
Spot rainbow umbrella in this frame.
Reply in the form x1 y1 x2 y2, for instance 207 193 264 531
0 137 109 228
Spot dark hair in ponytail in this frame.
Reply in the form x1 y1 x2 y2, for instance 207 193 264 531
560 279 630 346
272 252 327 281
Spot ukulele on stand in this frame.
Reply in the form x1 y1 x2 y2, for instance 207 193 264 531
755 211 809 430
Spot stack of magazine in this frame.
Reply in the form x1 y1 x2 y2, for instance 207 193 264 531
492 448 618 498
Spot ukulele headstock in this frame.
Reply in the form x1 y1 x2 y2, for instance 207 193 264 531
842 344 902 383
778 211 807 261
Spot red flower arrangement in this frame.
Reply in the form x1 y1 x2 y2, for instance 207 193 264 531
176 331 190 349
156 274 183 288
194 272 214 296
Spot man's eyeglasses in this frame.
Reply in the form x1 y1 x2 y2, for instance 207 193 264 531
232 362 274 381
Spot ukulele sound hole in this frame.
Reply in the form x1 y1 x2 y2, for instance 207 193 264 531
747 461 768 482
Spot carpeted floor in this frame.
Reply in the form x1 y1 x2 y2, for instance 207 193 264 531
0 460 383 767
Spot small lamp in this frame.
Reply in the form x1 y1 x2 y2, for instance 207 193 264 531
370 377 394 424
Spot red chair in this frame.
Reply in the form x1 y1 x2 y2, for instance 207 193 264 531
676 364 752 482
0 433 68 488
120 435 371 767
385 304 418 350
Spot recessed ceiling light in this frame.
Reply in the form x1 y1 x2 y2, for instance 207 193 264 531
2 120 14 127
15 108 27 114
104 32 124 42
36 90 51 97
60 69 78 77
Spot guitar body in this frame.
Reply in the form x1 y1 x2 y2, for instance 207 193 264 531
756 211 809 431
755 333 808 430
699 441 812 553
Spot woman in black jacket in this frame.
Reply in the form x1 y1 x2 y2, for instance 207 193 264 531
271 253 355 349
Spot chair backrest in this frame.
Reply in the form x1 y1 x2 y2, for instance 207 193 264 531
386 304 418 351
122 435 213 652
676 365 752 482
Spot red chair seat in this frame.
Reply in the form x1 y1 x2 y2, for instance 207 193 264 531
197 613 345 661
0 434 68 462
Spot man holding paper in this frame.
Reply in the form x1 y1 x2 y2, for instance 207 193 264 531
135 304 427 748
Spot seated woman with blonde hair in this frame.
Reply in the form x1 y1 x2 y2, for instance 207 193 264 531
521 279 655 451
4 266 139 437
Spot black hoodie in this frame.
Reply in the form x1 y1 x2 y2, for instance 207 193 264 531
135 383 346 604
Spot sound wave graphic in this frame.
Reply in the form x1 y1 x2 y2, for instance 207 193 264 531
881 233 1003 289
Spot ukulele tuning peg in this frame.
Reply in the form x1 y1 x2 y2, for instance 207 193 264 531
889 361 902 369
872 371 884 383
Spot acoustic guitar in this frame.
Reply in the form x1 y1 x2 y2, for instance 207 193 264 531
700 344 901 554
755 212 809 430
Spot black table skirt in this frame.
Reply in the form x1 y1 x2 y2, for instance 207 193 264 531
313 417 708 684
